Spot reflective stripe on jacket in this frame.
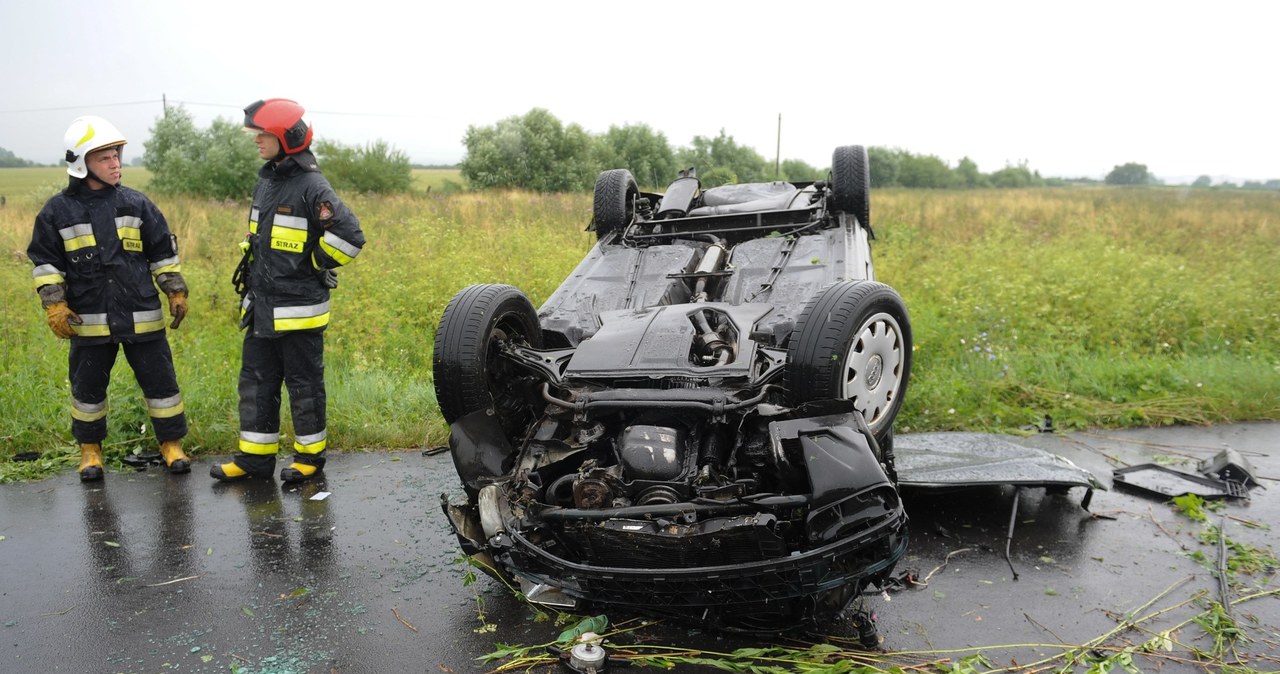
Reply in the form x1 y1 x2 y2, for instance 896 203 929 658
240 150 364 337
27 184 181 344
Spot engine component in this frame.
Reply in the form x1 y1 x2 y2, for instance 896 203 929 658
618 425 685 481
635 485 682 506
574 477 613 509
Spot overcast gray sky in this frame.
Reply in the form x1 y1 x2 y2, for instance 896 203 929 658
2 0 1276 182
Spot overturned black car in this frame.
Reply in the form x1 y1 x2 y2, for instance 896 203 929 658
434 146 913 633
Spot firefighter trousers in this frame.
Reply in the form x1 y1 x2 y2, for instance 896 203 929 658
238 331 327 461
69 337 187 444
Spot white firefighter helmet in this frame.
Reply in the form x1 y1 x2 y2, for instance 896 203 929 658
64 116 127 178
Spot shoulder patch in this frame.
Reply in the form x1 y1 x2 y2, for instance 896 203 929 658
318 201 334 221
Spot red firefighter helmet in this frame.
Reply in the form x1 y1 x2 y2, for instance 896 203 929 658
243 98 313 155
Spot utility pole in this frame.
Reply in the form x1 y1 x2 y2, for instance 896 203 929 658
162 93 168 119
774 113 781 179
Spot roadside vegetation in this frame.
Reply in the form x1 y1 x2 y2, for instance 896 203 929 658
1 169 1276 481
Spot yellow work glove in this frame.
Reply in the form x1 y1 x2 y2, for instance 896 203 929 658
168 291 188 329
45 302 82 339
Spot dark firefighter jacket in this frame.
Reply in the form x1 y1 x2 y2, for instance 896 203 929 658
241 149 365 337
27 183 181 345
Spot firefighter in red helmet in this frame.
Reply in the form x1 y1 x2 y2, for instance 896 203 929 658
211 99 365 483
27 115 192 481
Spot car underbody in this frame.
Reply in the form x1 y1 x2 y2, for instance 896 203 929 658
435 148 915 635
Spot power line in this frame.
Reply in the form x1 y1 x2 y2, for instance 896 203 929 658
0 99 163 114
1 98 416 118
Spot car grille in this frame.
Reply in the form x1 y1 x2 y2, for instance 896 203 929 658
559 515 787 568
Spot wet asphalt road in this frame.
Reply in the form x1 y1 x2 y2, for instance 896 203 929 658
1 423 1277 673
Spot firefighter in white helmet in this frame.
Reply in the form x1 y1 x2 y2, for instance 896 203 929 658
27 115 192 481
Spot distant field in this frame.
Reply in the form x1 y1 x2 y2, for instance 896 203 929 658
1 178 1276 481
0 166 154 203
411 167 465 193
0 167 459 203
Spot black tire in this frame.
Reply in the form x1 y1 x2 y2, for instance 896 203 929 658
785 281 911 441
831 145 871 229
592 169 638 239
432 284 544 426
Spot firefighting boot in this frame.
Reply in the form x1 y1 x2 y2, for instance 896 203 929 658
158 440 191 474
209 453 276 482
280 454 326 484
78 443 104 482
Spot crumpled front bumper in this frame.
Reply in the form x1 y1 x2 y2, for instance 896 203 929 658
443 491 908 631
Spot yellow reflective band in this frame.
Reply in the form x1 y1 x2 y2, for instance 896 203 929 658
270 219 308 254
272 224 309 242
273 302 329 332
274 313 330 332
149 256 181 277
32 264 65 288
76 124 95 148
33 273 64 288
239 439 279 455
73 313 109 337
117 224 142 253
146 401 185 419
73 323 111 337
64 234 97 252
294 437 327 454
134 310 163 334
71 399 108 422
115 216 142 249
59 223 94 244
319 237 354 265
71 408 107 422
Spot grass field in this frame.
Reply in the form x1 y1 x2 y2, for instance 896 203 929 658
0 166 462 198
1 166 1277 481
411 167 465 193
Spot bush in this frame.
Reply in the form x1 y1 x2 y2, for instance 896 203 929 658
314 139 412 194
1105 162 1155 186
897 153 953 188
460 108 599 192
676 130 769 184
143 107 259 199
780 159 822 181
597 123 678 189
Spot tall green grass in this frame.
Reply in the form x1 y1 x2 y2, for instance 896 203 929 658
2 167 1277 481
874 187 1280 432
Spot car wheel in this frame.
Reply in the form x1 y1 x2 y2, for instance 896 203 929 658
831 145 870 230
592 169 638 239
785 280 911 442
433 284 544 426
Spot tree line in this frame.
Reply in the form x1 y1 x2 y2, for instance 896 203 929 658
4 106 1277 195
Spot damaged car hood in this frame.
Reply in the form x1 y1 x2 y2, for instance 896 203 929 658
895 432 1102 489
